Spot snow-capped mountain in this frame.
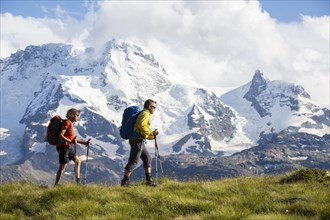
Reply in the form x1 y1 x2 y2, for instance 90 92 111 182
0 39 239 166
0 39 329 184
221 70 329 143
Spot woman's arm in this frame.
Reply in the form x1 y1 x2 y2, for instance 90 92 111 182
59 128 71 143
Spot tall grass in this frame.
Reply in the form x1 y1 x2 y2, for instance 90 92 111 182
0 169 329 219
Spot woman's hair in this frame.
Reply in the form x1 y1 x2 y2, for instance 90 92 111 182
66 108 80 119
144 99 156 109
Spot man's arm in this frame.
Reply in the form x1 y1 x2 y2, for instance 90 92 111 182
138 111 154 140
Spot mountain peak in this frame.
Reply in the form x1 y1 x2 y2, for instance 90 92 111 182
243 70 268 102
251 70 267 89
104 38 150 55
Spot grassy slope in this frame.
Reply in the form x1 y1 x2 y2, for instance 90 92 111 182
0 171 329 220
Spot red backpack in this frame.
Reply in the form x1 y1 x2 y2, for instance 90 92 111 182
45 115 65 145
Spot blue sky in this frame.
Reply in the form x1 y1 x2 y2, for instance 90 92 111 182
260 0 329 22
1 0 329 22
1 1 329 107
1 0 89 19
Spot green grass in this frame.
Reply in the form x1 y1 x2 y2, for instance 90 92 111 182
0 169 329 219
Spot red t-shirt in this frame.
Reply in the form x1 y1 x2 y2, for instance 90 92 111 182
57 120 74 148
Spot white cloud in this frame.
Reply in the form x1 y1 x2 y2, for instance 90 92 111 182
1 1 329 107
0 13 64 56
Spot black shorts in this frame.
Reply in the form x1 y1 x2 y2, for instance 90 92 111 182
56 146 76 164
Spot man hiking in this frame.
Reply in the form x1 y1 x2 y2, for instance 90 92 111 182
121 99 159 187
54 108 91 186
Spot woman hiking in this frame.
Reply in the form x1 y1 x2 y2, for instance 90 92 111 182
54 108 91 186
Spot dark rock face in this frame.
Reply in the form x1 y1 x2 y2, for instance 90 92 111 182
155 131 330 181
174 88 236 155
244 70 268 100
312 108 330 126
243 70 270 117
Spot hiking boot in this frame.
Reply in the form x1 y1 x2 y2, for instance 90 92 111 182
146 180 157 187
121 179 129 187
76 177 81 185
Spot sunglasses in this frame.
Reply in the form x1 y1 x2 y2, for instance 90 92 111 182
150 105 156 109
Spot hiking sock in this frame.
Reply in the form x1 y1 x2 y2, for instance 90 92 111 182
146 173 152 181
121 175 129 186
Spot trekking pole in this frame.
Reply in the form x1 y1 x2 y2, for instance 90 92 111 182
73 136 77 183
73 136 77 154
157 141 164 179
155 137 158 182
84 139 91 184
154 136 164 181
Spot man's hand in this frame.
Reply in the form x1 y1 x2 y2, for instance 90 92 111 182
153 129 159 136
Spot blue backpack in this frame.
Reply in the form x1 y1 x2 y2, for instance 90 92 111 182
120 106 142 139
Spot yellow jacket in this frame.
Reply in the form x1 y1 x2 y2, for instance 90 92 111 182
134 109 154 140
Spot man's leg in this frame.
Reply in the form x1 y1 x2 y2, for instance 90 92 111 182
121 139 143 186
141 144 157 186
121 169 132 186
144 167 152 181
